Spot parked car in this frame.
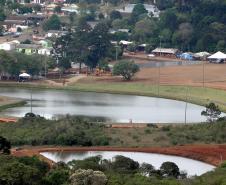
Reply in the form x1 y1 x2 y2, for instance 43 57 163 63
12 32 21 38
147 54 155 58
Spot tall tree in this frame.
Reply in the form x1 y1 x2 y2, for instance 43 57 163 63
131 3 148 23
0 136 11 154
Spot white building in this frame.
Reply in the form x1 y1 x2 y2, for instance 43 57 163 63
0 40 20 51
117 4 160 17
38 48 52 56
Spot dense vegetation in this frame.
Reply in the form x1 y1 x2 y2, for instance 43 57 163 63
0 51 54 79
1 114 226 147
1 152 226 185
0 116 110 146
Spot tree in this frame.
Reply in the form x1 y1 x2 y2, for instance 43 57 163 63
0 25 4 36
54 5 62 13
17 5 32 14
87 21 112 69
160 162 180 178
159 9 178 32
113 60 139 80
17 27 22 32
216 40 226 52
0 136 11 154
107 0 121 6
133 18 157 43
201 102 221 122
173 22 193 50
43 14 61 31
156 0 174 10
131 3 148 23
110 10 122 20
98 13 105 20
33 4 41 12
111 18 129 29
68 17 92 72
112 155 139 172
70 169 107 185
44 164 69 185
139 163 156 176
0 9 6 21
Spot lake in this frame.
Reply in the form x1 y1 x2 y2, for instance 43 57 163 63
0 87 206 123
40 151 215 176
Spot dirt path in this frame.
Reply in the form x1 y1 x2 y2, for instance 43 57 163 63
12 144 226 166
40 75 86 87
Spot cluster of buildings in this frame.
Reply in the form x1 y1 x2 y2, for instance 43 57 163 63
0 38 53 55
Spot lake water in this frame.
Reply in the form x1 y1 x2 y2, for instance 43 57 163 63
40 151 215 176
0 87 206 123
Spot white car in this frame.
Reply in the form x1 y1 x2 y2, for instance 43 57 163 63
147 54 155 58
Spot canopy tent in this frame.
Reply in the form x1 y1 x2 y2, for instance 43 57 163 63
194 52 210 58
180 53 193 60
208 51 226 60
19 73 31 78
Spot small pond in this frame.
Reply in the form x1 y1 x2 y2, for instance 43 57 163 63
40 151 215 176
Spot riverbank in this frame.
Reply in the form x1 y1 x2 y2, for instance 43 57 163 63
11 144 226 166
0 95 26 113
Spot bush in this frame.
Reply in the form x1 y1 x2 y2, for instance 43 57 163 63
113 60 140 80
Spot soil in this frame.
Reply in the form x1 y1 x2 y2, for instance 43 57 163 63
12 144 226 166
78 62 226 91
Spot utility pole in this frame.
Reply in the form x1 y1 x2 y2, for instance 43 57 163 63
44 51 47 79
202 61 205 87
184 86 189 124
158 62 160 97
30 88 33 113
159 36 162 57
115 43 118 62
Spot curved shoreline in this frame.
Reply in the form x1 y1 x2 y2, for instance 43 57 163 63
1 82 226 113
0 95 26 113
12 144 226 166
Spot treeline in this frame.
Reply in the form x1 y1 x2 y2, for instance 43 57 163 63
108 0 226 52
0 115 110 146
154 0 226 52
1 152 226 185
2 115 226 147
0 51 54 79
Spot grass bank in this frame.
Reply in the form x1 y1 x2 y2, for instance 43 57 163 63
0 101 26 112
68 83 226 112
1 82 226 112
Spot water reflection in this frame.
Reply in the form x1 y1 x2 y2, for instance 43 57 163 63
40 151 215 176
0 87 206 123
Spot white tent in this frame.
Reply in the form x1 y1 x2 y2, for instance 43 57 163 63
208 51 226 60
19 73 31 78
119 40 133 45
194 51 210 58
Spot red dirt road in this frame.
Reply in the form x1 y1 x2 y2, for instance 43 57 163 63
12 144 226 166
